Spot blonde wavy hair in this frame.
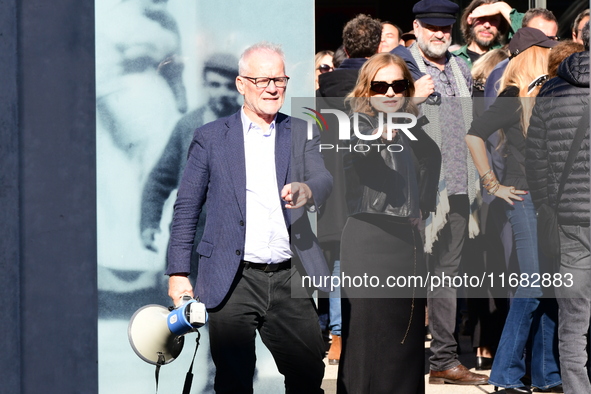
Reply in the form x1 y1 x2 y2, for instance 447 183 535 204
471 48 509 86
498 45 551 136
346 52 418 116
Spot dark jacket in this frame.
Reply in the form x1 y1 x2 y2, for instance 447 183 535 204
167 111 333 308
315 58 365 244
525 51 589 225
469 86 528 190
317 58 364 99
315 55 425 243
344 113 441 221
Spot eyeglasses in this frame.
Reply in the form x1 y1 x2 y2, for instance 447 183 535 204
241 76 290 88
370 79 410 94
547 35 560 41
317 64 334 74
438 71 454 96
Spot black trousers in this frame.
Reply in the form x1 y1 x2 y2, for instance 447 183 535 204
338 215 427 393
428 195 469 371
208 265 325 394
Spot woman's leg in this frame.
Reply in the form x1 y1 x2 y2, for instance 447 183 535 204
488 194 544 388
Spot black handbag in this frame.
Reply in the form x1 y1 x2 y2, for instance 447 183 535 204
537 104 589 259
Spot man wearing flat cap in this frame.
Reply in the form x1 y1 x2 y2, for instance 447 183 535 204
408 0 489 386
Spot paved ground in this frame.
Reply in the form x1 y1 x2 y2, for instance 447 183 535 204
321 332 500 394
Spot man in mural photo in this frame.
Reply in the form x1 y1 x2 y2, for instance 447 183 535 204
140 53 241 274
166 41 332 393
95 0 187 297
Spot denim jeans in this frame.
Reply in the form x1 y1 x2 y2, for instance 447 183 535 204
329 260 342 336
488 194 561 390
556 225 591 394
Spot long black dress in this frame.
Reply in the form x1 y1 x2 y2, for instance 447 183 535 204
337 113 440 394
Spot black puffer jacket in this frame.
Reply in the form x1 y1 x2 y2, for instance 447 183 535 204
525 51 589 225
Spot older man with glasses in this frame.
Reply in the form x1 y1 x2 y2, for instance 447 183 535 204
166 41 333 393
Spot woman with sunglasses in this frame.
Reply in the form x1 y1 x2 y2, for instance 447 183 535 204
465 28 561 394
337 52 440 394
314 50 334 90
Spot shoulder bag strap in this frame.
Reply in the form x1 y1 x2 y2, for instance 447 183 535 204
554 103 589 210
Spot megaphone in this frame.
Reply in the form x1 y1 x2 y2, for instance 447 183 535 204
128 296 207 365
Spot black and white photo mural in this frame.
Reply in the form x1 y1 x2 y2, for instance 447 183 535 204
96 0 314 392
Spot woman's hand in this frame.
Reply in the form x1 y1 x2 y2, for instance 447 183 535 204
409 217 421 228
493 184 526 205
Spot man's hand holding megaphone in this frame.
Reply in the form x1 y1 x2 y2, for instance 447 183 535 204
128 273 207 371
169 274 194 307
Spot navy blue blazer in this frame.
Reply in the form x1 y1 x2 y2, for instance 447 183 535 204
167 110 333 309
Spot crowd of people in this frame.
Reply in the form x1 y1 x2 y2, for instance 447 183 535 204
314 1 590 394
161 0 589 393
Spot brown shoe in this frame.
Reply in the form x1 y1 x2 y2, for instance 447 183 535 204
429 364 489 385
327 334 341 365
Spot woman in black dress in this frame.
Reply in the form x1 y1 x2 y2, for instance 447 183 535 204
336 52 440 394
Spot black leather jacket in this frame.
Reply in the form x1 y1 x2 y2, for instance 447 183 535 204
344 113 441 221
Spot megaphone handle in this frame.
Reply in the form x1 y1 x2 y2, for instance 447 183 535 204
182 331 201 394
182 372 193 394
155 353 165 394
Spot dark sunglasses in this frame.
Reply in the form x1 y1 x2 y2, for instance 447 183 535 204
317 64 334 74
370 79 410 94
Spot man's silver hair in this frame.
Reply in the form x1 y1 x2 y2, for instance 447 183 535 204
238 41 285 75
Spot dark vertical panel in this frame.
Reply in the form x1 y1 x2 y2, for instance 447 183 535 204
551 0 589 41
18 0 97 393
0 0 21 390
315 3 380 52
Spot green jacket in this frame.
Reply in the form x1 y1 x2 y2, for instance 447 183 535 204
453 8 524 68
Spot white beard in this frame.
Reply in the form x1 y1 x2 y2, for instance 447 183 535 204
417 34 450 60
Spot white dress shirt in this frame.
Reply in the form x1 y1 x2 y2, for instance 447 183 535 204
241 109 292 264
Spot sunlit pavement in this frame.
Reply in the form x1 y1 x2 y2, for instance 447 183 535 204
106 316 496 393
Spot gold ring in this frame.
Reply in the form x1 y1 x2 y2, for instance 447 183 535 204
510 187 516 193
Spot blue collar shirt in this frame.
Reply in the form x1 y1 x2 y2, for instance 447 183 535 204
240 108 292 264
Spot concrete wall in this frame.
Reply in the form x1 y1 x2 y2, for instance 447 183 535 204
0 1 98 392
